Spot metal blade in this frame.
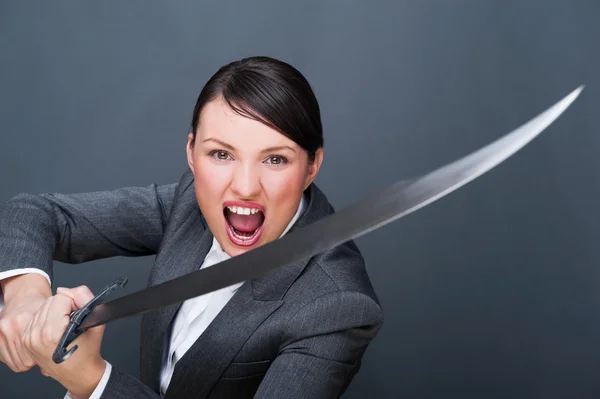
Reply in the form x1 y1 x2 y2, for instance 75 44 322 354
80 85 584 330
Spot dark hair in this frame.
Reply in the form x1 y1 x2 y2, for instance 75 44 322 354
190 56 323 162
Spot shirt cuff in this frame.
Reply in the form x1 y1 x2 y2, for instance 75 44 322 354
63 360 112 399
0 268 51 312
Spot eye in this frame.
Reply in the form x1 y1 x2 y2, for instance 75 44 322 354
264 155 288 166
209 150 232 161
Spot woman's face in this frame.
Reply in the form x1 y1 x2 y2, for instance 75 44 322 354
186 97 323 257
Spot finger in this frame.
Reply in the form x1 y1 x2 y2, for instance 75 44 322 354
46 295 74 321
58 286 95 309
24 298 50 352
55 289 78 313
14 337 35 370
40 295 74 342
7 338 27 372
42 296 73 346
29 296 58 353
0 342 18 372
33 297 53 331
34 297 55 345
0 329 7 363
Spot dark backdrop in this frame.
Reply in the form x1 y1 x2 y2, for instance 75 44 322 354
1 1 599 398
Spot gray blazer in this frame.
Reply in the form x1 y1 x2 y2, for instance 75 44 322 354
0 170 383 398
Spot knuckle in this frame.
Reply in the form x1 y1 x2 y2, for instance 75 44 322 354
28 335 39 351
74 285 85 293
24 334 33 351
0 318 10 333
54 295 70 310
0 320 16 339
76 285 93 297
22 334 30 350
23 357 35 368
14 313 31 331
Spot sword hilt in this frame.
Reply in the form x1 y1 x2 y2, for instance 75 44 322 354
52 276 128 364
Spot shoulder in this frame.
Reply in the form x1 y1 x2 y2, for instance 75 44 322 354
288 240 382 313
167 169 199 213
174 169 195 197
279 242 384 349
298 184 380 300
282 184 382 320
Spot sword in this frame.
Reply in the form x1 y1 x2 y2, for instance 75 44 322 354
53 85 584 363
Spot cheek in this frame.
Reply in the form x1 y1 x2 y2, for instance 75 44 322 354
262 168 306 200
262 167 307 231
193 157 231 203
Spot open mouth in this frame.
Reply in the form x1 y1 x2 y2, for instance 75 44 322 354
223 203 266 247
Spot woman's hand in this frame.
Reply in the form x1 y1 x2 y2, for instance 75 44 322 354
0 293 47 372
0 273 53 372
23 286 107 399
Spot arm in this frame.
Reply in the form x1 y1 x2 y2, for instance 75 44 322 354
62 291 383 399
98 365 161 399
62 361 162 399
0 182 178 284
64 361 112 399
254 291 384 398
0 179 181 373
22 286 162 399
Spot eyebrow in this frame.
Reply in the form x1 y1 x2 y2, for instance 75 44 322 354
261 145 297 154
202 138 236 151
202 138 297 154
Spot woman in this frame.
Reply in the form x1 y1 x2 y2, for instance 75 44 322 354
0 56 383 398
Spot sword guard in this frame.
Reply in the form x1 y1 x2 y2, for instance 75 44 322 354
52 276 128 364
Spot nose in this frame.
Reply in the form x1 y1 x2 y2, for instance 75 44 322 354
230 161 261 199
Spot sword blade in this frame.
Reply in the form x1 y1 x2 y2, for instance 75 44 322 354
80 85 583 330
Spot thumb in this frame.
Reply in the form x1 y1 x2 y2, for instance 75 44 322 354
56 286 106 340
56 285 95 309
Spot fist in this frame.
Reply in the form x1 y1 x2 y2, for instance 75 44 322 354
22 286 106 396
0 294 47 372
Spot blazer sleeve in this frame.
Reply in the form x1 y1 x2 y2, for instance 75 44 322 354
0 181 179 284
254 290 384 398
98 366 161 399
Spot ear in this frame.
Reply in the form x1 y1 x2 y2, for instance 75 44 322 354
303 147 324 190
186 133 196 174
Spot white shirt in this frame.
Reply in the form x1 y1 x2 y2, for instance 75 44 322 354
158 236 240 395
0 194 306 399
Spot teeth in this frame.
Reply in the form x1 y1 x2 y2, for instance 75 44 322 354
229 225 260 241
227 206 261 215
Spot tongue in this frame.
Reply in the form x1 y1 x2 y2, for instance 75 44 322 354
227 212 264 233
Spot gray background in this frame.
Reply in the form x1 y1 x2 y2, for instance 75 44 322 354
1 1 599 398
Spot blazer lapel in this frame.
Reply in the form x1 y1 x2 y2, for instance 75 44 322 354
164 282 283 399
140 194 214 391
142 184 333 399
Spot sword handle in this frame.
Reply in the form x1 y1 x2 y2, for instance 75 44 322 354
52 276 128 364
